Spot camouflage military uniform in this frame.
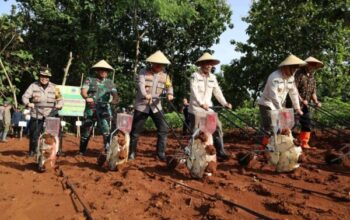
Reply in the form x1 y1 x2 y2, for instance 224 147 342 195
79 77 117 153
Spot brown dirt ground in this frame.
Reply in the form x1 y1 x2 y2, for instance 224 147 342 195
0 130 349 220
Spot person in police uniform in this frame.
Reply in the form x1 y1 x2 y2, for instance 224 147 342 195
79 60 119 155
258 54 305 146
22 67 63 156
189 52 232 161
128 50 174 161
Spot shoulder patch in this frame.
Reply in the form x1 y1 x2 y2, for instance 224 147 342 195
272 79 282 85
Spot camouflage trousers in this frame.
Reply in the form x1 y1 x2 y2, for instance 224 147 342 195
79 104 112 153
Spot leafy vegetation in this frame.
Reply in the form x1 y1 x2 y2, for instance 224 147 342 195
222 0 349 107
0 0 348 133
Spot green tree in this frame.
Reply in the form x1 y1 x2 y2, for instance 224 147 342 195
223 0 350 107
0 7 38 107
15 0 232 107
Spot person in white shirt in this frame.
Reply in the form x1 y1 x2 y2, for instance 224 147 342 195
189 52 232 161
258 54 305 147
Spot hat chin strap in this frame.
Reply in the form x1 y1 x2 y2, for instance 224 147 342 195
200 68 210 75
40 82 49 89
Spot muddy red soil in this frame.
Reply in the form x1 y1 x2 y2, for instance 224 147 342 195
0 130 349 220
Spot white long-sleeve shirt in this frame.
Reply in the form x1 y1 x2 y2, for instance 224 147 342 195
189 71 227 114
258 70 300 110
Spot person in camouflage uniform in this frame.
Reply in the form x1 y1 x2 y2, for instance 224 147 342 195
79 60 119 155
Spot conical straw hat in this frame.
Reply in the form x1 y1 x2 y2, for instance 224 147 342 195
278 54 307 67
304 56 324 68
195 52 220 66
91 60 114 71
146 50 171 64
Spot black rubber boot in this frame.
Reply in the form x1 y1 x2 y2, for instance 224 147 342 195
97 149 107 166
128 137 137 160
79 137 89 155
29 137 38 156
103 133 111 151
156 137 167 162
213 135 229 161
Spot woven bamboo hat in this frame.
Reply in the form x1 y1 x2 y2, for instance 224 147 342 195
91 60 114 71
146 50 171 64
305 56 324 68
195 52 220 66
278 54 307 67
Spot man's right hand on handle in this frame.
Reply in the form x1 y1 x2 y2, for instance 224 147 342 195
145 94 152 100
302 99 308 106
200 104 209 111
225 103 232 109
27 103 35 108
85 98 94 103
296 108 303 116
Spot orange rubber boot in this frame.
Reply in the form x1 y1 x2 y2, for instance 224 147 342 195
259 136 270 150
299 132 311 149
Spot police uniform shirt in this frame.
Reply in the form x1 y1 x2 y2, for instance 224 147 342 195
134 68 173 113
22 82 63 119
258 70 300 110
189 71 227 114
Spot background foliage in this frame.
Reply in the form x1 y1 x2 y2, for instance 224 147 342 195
0 0 349 132
222 0 349 107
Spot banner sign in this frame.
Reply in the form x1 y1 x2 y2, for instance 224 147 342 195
57 86 85 117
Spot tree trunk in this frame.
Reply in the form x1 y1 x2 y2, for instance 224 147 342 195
133 30 147 79
132 1 147 79
0 57 18 108
62 52 73 86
